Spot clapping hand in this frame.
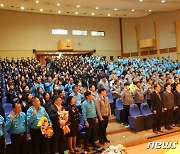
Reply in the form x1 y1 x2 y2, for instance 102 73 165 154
10 111 15 121
33 107 37 115
153 110 157 114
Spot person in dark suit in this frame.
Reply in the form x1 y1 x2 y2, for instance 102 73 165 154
173 83 180 127
48 96 66 154
150 83 163 134
162 83 176 130
66 96 80 153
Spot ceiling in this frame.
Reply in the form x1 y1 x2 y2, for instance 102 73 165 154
0 0 180 18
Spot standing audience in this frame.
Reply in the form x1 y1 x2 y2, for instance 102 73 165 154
95 88 111 145
66 96 80 153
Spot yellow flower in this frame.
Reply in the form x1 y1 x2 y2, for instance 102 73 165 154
37 116 48 127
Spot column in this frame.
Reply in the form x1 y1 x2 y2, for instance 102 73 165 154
135 25 141 57
175 21 180 62
154 21 160 57
119 18 124 57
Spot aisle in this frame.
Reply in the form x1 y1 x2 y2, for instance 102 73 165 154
127 134 180 154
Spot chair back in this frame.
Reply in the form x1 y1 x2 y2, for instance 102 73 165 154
129 104 141 116
115 98 123 109
106 93 114 103
140 103 152 114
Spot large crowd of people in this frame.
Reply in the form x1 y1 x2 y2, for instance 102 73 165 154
0 55 180 154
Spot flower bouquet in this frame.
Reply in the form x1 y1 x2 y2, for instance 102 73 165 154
102 144 127 154
59 110 70 135
37 116 53 138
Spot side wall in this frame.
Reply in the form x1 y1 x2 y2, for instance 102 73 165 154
0 10 121 60
122 10 180 60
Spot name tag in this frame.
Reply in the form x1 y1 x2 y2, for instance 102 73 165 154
88 106 91 112
22 120 25 126
14 123 17 128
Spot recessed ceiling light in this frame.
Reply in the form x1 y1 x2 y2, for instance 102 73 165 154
57 3 60 6
139 0 143 2
92 13 95 16
58 10 61 14
114 8 117 11
75 12 78 15
132 9 135 12
161 0 165 2
0 4 4 7
77 5 80 8
96 7 99 10
108 14 111 16
149 9 152 12
40 9 43 12
35 1 39 4
21 6 24 10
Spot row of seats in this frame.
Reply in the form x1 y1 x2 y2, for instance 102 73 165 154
114 98 154 131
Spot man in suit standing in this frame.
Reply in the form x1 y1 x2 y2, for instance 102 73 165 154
162 83 176 130
150 83 163 134
121 82 133 126
27 97 52 154
48 96 66 154
95 88 111 145
173 83 180 127
81 91 100 152
134 81 144 109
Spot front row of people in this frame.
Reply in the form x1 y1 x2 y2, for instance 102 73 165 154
0 88 111 154
0 83 179 153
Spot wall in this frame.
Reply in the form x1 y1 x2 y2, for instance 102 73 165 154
0 9 121 60
0 50 34 59
0 9 180 61
122 10 180 60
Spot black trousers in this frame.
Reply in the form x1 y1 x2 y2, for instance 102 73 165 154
50 130 66 154
98 116 109 142
174 108 180 125
84 118 97 148
123 105 130 125
11 133 27 154
0 136 5 154
135 103 141 110
152 110 162 131
77 106 82 114
30 128 50 154
164 109 173 129
147 99 151 109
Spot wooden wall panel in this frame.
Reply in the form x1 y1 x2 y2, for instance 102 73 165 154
149 50 157 55
160 48 168 54
123 53 130 57
131 52 138 57
169 47 177 53
141 51 149 56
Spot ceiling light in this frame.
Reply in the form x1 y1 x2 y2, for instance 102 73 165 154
96 7 99 10
161 0 165 2
77 5 80 8
58 11 61 14
114 8 117 11
139 0 143 2
92 13 95 16
149 9 152 12
108 14 111 16
21 6 24 10
40 9 43 12
75 12 78 15
0 4 4 7
35 1 39 4
132 9 135 12
57 3 60 6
